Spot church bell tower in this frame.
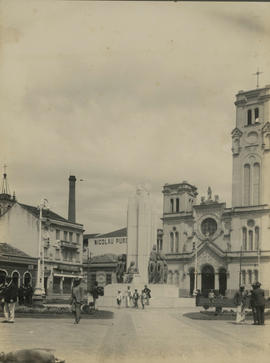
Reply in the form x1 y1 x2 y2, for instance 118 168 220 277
232 84 270 207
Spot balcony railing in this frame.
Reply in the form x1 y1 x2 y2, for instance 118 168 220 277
60 240 78 249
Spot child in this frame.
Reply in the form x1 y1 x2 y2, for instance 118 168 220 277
116 290 122 308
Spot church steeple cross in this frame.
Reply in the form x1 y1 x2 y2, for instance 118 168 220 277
253 68 263 88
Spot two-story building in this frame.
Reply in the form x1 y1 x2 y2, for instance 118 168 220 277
0 174 84 296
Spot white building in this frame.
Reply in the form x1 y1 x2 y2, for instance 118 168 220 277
0 174 84 296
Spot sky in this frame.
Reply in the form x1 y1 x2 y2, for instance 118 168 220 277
1 1 270 234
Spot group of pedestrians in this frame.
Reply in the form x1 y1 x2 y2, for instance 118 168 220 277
116 285 151 309
234 281 265 325
0 277 19 323
18 283 34 306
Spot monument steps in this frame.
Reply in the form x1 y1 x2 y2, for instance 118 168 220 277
96 283 195 308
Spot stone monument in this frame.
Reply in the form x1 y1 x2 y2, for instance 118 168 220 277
126 185 157 284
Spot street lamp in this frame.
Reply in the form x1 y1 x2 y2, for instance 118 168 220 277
193 239 198 296
33 198 49 302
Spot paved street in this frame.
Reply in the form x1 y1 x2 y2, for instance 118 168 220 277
1 307 269 363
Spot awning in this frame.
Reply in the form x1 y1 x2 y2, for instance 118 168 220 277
54 273 84 279
56 264 81 272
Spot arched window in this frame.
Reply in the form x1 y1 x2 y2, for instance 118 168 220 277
247 109 252 125
254 108 259 121
175 232 179 253
242 227 247 251
176 198 180 212
253 163 260 205
0 270 7 285
255 227 259 250
170 232 174 253
244 164 251 206
11 271 20 287
24 272 32 286
249 230 253 250
248 270 252 284
170 199 174 213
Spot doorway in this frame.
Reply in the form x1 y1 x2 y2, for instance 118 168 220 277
201 265 214 296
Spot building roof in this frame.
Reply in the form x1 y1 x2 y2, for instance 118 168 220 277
0 243 32 258
84 233 100 239
19 203 73 224
89 254 119 264
96 227 127 239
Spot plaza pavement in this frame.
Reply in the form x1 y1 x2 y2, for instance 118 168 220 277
0 306 269 363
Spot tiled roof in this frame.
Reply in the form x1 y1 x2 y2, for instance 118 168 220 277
0 243 31 258
19 203 71 224
97 227 127 239
90 254 118 264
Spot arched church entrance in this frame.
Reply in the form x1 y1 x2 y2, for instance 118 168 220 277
201 264 214 296
218 268 227 296
189 268 195 296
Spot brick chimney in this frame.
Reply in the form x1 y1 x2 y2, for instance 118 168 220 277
68 175 76 223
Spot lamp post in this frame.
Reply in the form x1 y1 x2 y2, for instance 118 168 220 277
193 239 198 296
239 245 243 288
33 198 48 301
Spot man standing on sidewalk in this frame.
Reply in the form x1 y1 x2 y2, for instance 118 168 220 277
2 276 18 323
253 281 265 325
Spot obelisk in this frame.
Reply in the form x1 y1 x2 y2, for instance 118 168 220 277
127 186 157 283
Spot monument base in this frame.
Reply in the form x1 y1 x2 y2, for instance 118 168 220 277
97 283 188 308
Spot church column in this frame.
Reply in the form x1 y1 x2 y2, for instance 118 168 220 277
215 273 219 291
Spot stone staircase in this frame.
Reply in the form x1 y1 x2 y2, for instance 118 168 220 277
96 283 195 308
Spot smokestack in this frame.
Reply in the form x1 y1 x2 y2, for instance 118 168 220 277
68 175 76 223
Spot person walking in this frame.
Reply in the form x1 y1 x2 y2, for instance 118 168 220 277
133 289 139 308
3 276 18 323
253 281 265 325
142 285 151 306
208 289 215 306
71 277 84 324
233 285 246 324
116 290 122 308
250 283 258 325
91 281 99 311
140 290 146 309
125 286 132 308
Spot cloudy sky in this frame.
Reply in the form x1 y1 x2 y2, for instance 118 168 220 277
1 1 270 233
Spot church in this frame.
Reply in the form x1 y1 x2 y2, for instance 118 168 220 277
162 84 270 297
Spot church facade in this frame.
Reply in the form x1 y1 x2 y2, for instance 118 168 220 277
162 84 270 297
